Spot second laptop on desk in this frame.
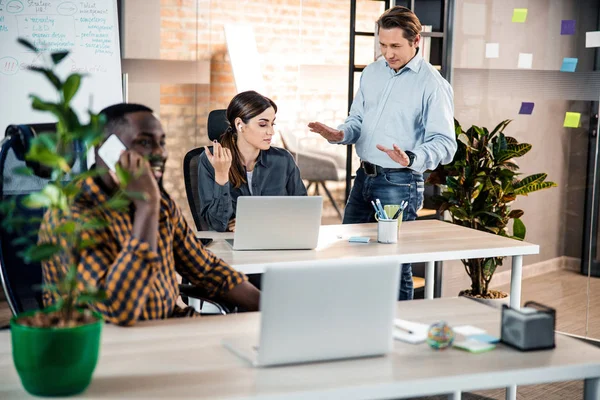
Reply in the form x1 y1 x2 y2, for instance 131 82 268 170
227 196 323 251
223 257 400 367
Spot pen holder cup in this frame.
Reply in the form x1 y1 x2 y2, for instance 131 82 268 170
377 219 399 244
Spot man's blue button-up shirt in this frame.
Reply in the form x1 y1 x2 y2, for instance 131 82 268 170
337 52 456 173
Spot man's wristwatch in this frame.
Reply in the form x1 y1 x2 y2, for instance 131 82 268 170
405 151 416 168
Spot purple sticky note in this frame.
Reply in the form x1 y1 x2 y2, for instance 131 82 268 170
519 102 534 115
561 20 576 35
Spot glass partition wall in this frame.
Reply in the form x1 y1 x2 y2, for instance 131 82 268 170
452 0 600 341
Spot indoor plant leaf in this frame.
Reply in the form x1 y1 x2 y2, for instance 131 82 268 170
27 67 62 90
51 51 69 65
513 173 547 189
514 181 557 196
12 166 35 176
17 37 38 52
19 244 62 263
62 74 81 104
430 118 555 298
513 218 526 240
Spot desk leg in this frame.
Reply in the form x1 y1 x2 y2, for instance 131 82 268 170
506 385 516 400
425 261 435 299
447 391 461 400
507 255 522 400
585 377 600 400
510 255 523 310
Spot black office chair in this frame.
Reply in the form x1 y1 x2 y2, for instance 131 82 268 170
0 123 229 320
181 109 240 312
183 109 227 231
0 123 83 317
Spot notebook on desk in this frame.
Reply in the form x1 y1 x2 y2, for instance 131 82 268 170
227 196 323 250
222 257 400 367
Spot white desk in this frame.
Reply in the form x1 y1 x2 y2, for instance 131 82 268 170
199 220 539 308
1 298 598 399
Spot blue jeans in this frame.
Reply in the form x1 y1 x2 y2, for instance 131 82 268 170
343 167 425 301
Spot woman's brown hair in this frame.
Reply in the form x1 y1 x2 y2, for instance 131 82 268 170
376 6 422 45
220 90 277 188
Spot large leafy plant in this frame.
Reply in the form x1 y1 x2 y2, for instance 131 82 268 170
427 119 556 298
0 39 132 327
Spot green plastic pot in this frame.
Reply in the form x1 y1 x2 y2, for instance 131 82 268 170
10 309 103 397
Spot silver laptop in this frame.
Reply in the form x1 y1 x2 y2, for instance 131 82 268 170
222 257 400 367
228 196 323 250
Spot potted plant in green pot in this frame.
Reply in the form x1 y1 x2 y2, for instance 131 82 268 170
427 119 556 300
0 39 128 397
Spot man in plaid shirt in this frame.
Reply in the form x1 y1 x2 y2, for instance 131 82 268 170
40 103 260 325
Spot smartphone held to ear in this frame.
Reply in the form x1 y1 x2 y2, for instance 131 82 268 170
98 134 127 172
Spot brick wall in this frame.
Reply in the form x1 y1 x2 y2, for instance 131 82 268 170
158 0 382 226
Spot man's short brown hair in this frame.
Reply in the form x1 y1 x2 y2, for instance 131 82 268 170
376 6 422 45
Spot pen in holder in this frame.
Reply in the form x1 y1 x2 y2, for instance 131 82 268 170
500 301 556 351
377 218 399 244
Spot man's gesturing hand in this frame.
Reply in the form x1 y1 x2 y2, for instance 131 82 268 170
308 121 344 142
376 143 411 167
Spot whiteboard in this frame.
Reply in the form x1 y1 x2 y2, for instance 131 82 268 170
0 0 122 138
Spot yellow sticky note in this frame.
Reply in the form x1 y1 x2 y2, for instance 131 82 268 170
564 112 581 128
512 8 528 23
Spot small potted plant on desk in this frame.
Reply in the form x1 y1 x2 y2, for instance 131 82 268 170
0 39 131 397
427 119 556 300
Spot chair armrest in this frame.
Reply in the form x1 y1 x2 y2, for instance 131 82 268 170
178 284 233 314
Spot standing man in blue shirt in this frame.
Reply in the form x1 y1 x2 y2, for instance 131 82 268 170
308 6 456 300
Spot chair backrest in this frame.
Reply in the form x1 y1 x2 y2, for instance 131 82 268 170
183 109 228 232
183 147 208 232
207 109 228 142
0 124 85 316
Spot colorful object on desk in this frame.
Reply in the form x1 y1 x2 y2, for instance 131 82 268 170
512 8 528 23
426 321 455 350
468 333 500 344
519 102 534 115
453 339 496 353
560 57 578 72
561 20 576 35
564 112 581 128
348 236 370 243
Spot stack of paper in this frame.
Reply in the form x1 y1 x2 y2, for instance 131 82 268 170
393 319 429 344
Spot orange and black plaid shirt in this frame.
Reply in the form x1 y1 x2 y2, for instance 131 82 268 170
39 177 247 326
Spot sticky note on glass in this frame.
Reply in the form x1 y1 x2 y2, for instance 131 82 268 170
519 102 534 115
518 53 533 69
512 8 527 23
485 43 499 58
560 57 578 72
586 31 600 48
561 20 576 35
564 112 581 128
